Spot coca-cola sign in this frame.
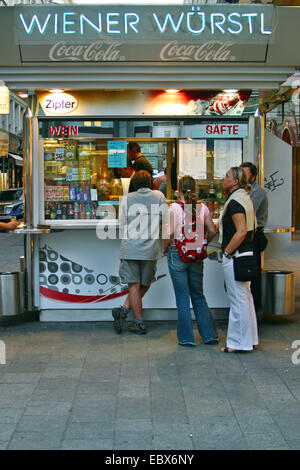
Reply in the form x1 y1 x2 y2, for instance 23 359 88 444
47 40 236 62
160 41 235 62
49 41 125 62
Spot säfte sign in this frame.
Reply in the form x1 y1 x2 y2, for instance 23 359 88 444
192 123 248 138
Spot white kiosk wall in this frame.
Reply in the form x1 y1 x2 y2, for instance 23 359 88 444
264 130 293 256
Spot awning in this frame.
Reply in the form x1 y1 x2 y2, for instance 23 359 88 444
8 152 23 166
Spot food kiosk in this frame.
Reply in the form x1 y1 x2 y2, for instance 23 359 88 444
0 3 297 321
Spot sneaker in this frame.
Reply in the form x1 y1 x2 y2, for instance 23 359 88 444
128 321 147 335
112 307 127 334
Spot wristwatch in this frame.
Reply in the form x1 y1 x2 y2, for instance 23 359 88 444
223 251 232 259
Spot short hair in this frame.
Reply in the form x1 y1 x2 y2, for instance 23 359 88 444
231 167 252 193
131 170 152 190
240 162 257 178
128 142 141 153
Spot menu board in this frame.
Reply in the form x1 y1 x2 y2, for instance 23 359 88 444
108 141 127 168
214 140 242 179
179 140 207 180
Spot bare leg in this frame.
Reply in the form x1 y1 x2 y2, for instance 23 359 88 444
123 284 150 313
128 283 143 319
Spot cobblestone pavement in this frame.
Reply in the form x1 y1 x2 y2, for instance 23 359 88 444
0 233 299 450
0 319 300 450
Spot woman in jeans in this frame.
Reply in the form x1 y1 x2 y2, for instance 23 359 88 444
219 167 258 353
163 176 218 347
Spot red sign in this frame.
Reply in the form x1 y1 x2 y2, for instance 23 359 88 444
206 124 239 135
49 125 78 136
193 123 248 138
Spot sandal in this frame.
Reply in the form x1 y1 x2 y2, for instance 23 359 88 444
221 347 249 353
221 347 237 353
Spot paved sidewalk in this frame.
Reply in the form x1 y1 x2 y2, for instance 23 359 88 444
0 318 300 450
0 233 300 450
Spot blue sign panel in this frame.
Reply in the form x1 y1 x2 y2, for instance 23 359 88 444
108 140 127 168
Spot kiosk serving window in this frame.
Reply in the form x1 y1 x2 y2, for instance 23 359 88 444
41 134 170 222
40 117 246 222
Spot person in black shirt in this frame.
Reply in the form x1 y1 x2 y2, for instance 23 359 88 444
127 142 153 192
219 167 258 353
240 162 268 314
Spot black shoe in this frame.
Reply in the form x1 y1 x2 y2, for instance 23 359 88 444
112 307 127 334
204 339 219 345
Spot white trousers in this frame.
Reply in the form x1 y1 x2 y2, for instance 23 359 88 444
222 255 259 351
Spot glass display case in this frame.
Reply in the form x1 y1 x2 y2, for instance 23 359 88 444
42 137 170 222
43 138 123 221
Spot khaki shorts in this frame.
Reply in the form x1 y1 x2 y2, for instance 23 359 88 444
119 259 157 286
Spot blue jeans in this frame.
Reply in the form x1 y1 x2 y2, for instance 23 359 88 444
167 246 218 345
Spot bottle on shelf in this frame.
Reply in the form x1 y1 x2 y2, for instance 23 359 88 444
56 202 62 220
45 202 50 219
74 201 80 219
85 202 91 219
50 203 56 220
80 201 86 219
61 203 67 220
216 180 224 203
92 202 97 220
209 181 215 200
67 203 74 220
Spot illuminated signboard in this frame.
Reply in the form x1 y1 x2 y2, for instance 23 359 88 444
0 84 9 115
18 10 272 37
14 5 275 63
41 93 78 115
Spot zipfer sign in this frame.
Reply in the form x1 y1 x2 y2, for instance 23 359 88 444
14 5 275 63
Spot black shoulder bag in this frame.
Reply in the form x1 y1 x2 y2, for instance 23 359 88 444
233 208 259 282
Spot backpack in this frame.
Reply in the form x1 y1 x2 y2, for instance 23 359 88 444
174 201 208 263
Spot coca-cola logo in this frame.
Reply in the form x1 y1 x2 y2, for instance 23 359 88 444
49 41 125 62
48 39 237 62
160 40 236 61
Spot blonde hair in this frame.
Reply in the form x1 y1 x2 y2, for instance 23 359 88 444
230 167 252 193
179 175 198 217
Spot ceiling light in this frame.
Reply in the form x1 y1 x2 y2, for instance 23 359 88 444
223 89 238 93
49 89 64 93
18 92 28 98
165 89 180 93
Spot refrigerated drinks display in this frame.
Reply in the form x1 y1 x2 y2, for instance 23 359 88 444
43 139 123 221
